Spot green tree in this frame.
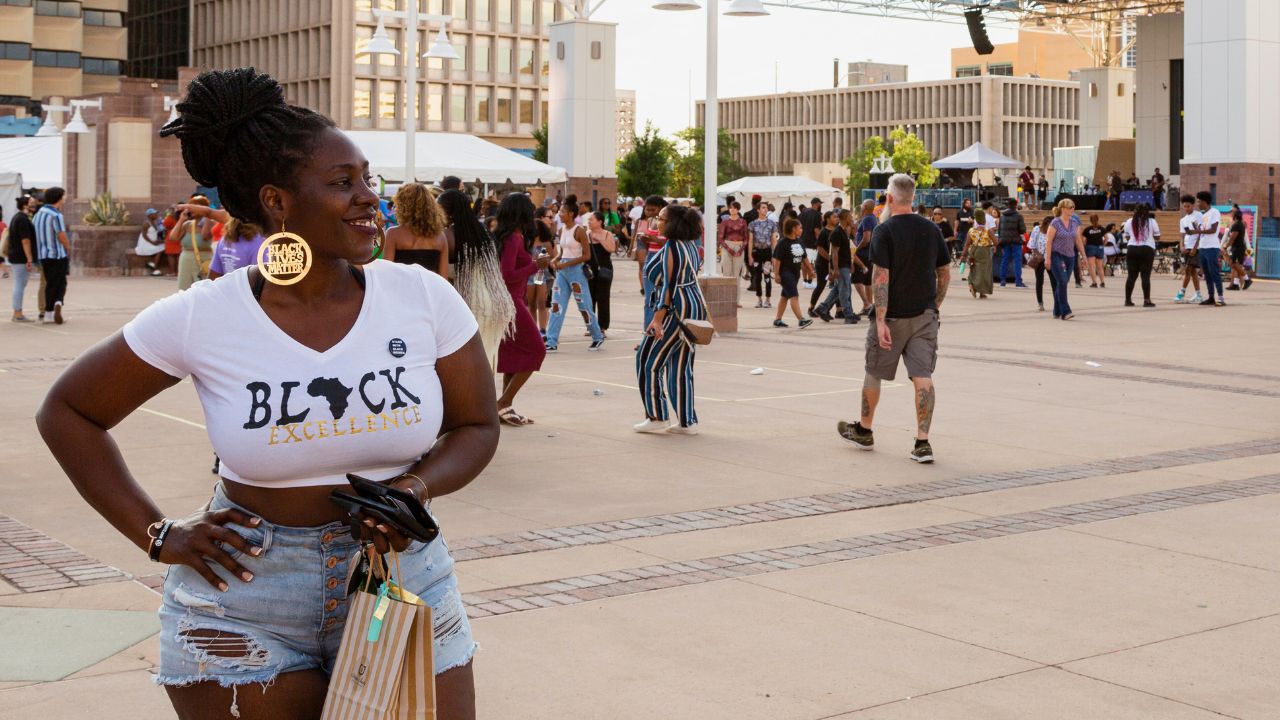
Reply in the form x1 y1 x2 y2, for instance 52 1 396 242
888 127 939 189
532 123 549 163
669 126 744 205
617 122 674 198
842 135 886 200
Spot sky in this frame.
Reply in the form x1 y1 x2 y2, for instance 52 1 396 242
590 1 1018 137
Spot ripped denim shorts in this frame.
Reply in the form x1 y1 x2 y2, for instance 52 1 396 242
155 483 476 689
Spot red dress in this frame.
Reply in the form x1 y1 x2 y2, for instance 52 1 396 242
497 232 546 374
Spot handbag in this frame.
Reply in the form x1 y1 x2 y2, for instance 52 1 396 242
1028 250 1045 269
188 221 212 279
677 318 715 345
321 546 435 719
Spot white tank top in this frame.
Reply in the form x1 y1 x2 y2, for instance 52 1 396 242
559 224 584 260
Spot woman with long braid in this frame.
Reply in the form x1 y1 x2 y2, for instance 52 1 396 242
36 68 496 719
437 188 515 370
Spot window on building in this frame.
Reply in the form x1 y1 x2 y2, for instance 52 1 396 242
475 85 490 123
33 49 81 68
540 40 549 77
541 0 555 27
0 0 33 6
955 66 980 78
1117 82 1126 97
354 79 373 119
518 39 534 76
498 0 513 24
519 0 533 26
356 0 399 10
987 63 1013 76
541 99 547 123
451 86 467 124
426 83 445 121
450 39 466 71
451 0 468 20
518 88 534 126
475 0 490 21
426 0 444 13
35 0 80 16
473 36 490 73
496 91 511 124
82 57 122 75
496 37 513 74
0 42 31 61
379 83 399 124
83 9 124 26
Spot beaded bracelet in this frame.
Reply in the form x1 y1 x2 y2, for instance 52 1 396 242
147 519 174 562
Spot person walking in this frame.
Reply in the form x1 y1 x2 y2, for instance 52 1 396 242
33 186 70 324
1046 199 1085 319
799 197 823 284
771 218 815 329
747 206 778 308
961 208 995 299
544 201 605 352
586 211 616 336
495 193 548 426
7 195 37 322
635 205 708 435
1175 194 1205 304
931 207 955 261
635 195 667 326
38 67 494 719
527 209 556 336
1224 207 1251 291
1122 204 1160 307
954 198 974 259
1027 216 1054 311
1082 214 1107 288
1191 190 1224 306
814 209 857 324
851 200 877 315
383 183 449 277
997 199 1027 288
808 210 835 317
837 173 950 464
717 200 748 286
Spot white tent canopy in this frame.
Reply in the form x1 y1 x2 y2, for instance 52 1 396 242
0 171 22 218
931 142 1024 170
716 176 845 206
0 136 63 188
344 130 567 186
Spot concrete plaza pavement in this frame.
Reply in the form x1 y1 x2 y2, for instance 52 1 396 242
0 262 1277 719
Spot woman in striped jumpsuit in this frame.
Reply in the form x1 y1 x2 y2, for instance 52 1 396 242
634 205 709 435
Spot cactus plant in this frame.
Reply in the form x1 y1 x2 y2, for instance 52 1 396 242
83 190 132 226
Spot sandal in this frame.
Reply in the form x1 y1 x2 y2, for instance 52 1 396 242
499 406 533 426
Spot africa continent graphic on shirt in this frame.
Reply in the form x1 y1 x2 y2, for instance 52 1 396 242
242 366 424 447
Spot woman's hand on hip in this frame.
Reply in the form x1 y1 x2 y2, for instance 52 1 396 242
159 507 264 591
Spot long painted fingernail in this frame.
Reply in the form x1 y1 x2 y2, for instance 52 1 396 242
250 547 263 556
218 582 229 592
376 524 390 533
242 572 253 582
364 518 375 527
249 517 261 526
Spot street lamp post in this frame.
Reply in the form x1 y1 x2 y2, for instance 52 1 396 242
655 0 767 276
357 8 459 186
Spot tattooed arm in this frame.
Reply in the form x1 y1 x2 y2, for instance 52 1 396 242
873 266 891 350
935 264 951 309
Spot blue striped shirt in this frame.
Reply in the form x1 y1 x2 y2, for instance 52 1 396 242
33 205 67 261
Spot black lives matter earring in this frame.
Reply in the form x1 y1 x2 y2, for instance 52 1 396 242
257 221 313 285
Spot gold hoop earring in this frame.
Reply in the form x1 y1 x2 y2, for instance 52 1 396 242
256 222 313 286
358 222 386 265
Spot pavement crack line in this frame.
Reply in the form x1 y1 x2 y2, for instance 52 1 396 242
460 473 1280 619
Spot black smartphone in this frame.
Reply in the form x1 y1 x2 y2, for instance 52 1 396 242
330 474 440 544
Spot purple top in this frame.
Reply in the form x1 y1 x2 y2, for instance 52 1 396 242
210 234 266 276
1049 216 1081 256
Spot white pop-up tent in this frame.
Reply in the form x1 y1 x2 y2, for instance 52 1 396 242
0 136 63 188
931 142 1024 170
716 176 845 206
0 171 23 217
344 130 567 186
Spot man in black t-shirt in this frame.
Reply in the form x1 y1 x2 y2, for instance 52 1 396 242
836 174 950 464
7 195 38 322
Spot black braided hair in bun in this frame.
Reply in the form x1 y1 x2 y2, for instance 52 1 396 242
159 67 335 228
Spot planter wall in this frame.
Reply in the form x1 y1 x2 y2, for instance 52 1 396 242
69 225 140 277
698 275 739 334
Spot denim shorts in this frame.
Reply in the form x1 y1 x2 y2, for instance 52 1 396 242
1084 244 1105 259
155 483 476 689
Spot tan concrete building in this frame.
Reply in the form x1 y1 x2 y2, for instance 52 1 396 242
616 88 635 158
0 0 127 116
703 75 1079 176
846 61 907 87
191 0 560 153
952 29 1095 81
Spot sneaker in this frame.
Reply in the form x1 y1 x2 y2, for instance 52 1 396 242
1199 298 1215 306
816 307 832 323
53 301 63 325
764 300 772 308
836 420 874 450
588 339 605 351
910 439 935 464
1015 283 1027 288
1037 303 1045 312
1215 300 1225 307
633 418 669 434
843 317 860 324
807 307 817 318
1125 300 1136 307
666 423 699 435
1175 289 1185 303
755 300 765 308
150 269 163 276
772 319 788 328
1143 301 1156 308
1228 285 1241 291
1244 278 1253 290
1062 313 1075 320
798 318 814 329
1191 292 1204 303
1090 283 1098 288
545 344 558 352
10 315 32 323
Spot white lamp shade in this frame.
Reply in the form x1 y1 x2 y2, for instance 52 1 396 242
724 0 769 15
424 28 460 60
63 108 90 134
357 16 400 56
653 1 700 9
35 119 60 137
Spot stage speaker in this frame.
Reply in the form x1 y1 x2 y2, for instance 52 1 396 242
965 8 995 55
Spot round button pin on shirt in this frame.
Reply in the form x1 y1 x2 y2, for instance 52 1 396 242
388 338 407 358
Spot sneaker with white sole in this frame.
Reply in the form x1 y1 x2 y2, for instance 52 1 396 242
588 339 605 351
666 423 699 435
1190 292 1204 304
910 439 934 463
633 418 669 433
836 420 874 450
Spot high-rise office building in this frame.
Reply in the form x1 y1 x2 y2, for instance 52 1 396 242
191 0 560 153
0 0 127 116
616 88 635 158
125 0 188 81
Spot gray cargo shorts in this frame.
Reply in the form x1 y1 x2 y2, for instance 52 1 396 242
865 309 940 381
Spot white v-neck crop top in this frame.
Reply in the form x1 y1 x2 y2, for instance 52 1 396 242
123 260 478 488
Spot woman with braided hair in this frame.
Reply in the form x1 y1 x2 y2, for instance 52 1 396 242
36 68 495 719
435 188 516 370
